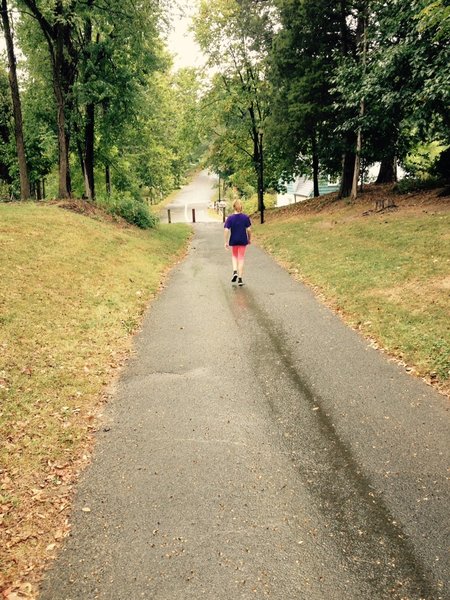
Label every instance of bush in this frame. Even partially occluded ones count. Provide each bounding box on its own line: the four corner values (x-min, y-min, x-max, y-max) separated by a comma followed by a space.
97, 191, 159, 229
241, 192, 278, 216
393, 177, 446, 195
403, 141, 448, 179
434, 148, 450, 181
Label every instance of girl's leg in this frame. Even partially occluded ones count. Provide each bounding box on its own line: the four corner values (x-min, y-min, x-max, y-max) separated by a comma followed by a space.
237, 246, 246, 277
231, 247, 238, 272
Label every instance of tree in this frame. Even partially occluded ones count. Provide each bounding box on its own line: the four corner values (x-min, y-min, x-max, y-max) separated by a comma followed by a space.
268, 0, 365, 200
194, 0, 275, 223
1, 0, 30, 198
351, 1, 369, 201
0, 65, 13, 188
17, 0, 167, 201
19, 0, 77, 198
413, 0, 450, 147
332, 0, 450, 197
170, 68, 204, 181
73, 0, 165, 200
268, 0, 343, 197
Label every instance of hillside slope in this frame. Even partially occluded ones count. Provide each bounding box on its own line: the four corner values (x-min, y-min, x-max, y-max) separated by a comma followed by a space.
0, 202, 190, 596
254, 185, 450, 394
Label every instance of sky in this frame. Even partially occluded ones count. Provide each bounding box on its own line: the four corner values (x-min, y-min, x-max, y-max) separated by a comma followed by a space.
0, 4, 204, 73
166, 1, 205, 70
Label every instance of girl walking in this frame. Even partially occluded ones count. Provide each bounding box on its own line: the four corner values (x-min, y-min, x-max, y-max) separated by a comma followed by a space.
224, 199, 252, 286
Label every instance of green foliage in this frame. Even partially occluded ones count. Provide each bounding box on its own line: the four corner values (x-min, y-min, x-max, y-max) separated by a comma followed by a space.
418, 0, 450, 40
393, 177, 446, 194
4, 0, 447, 207
96, 191, 158, 229
267, 0, 342, 179
267, 0, 450, 189
7, 0, 204, 204
403, 141, 449, 178
194, 0, 276, 195
241, 192, 277, 216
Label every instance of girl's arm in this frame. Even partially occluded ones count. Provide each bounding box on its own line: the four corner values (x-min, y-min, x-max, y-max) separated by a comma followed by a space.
224, 227, 231, 248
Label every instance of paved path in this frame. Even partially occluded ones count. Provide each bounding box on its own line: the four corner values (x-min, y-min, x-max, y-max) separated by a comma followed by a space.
40, 224, 449, 599
159, 170, 219, 224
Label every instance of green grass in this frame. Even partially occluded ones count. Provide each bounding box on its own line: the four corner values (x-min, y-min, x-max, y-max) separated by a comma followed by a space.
0, 202, 190, 593
255, 209, 450, 388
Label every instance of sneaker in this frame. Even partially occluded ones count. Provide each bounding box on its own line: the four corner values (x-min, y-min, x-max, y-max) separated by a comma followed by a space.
238, 277, 244, 286
231, 271, 238, 283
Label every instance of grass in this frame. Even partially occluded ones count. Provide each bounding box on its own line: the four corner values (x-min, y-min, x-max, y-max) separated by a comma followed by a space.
254, 198, 450, 392
0, 202, 190, 596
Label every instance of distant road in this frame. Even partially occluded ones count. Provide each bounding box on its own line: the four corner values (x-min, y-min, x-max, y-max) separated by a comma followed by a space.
159, 170, 219, 223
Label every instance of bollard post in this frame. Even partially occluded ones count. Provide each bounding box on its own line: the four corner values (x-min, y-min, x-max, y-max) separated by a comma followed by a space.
192, 208, 196, 223
222, 206, 226, 223
167, 209, 171, 224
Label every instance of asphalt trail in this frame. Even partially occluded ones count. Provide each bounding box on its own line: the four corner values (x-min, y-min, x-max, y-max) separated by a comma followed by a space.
40, 223, 449, 600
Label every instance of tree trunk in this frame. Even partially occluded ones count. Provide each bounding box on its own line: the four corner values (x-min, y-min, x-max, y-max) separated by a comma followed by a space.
339, 146, 356, 198
351, 102, 364, 202
53, 61, 70, 198
337, 0, 356, 199
76, 129, 85, 181
83, 6, 95, 200
36, 179, 42, 200
84, 102, 95, 200
105, 164, 111, 195
1, 0, 30, 200
53, 0, 73, 198
257, 132, 265, 224
351, 3, 368, 202
22, 0, 75, 199
312, 134, 319, 197
376, 156, 397, 183
248, 101, 265, 224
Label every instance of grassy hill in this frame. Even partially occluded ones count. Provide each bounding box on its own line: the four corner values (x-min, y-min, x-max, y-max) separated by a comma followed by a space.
253, 185, 450, 395
1, 186, 449, 596
0, 202, 190, 596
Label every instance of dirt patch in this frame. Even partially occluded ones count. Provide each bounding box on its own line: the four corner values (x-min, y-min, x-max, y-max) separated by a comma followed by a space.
262, 183, 450, 223
439, 276, 450, 290
50, 199, 132, 228
369, 275, 450, 306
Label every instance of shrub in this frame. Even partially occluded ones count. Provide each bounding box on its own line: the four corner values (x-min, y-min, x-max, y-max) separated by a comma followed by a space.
433, 148, 450, 182
393, 177, 445, 195
97, 191, 159, 229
